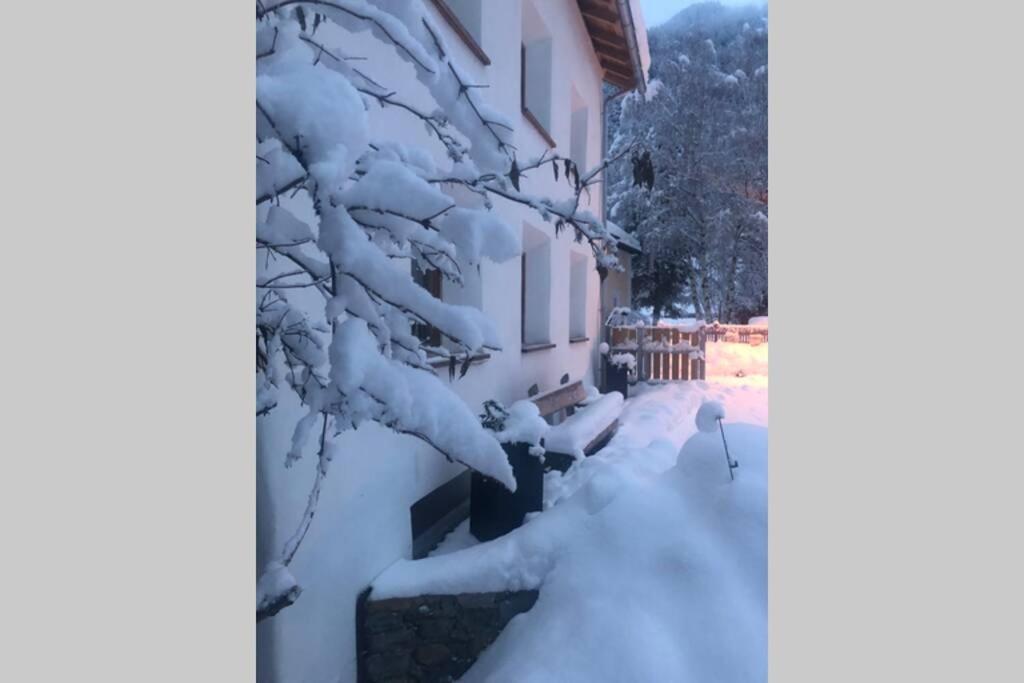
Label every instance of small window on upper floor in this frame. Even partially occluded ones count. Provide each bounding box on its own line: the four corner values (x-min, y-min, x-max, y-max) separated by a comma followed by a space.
432, 0, 489, 65
570, 86, 589, 172
521, 0, 555, 147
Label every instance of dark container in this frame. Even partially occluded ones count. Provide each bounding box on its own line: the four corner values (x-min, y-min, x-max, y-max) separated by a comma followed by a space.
605, 358, 631, 399
470, 441, 543, 542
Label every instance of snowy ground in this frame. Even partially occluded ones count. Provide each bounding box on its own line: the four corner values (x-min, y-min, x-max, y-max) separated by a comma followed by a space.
706, 340, 769, 386
374, 342, 768, 682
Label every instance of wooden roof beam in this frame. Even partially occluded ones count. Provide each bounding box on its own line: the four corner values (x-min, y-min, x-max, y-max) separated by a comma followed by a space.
591, 37, 633, 63
582, 16, 627, 45
578, 0, 620, 25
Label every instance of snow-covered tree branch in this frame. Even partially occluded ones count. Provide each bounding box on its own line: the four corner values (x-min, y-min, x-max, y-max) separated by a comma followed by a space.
255, 0, 630, 621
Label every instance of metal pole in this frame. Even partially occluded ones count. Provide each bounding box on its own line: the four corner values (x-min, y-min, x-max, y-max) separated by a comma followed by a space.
718, 418, 738, 481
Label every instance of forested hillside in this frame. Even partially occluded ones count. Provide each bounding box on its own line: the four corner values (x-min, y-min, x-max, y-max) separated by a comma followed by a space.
607, 2, 768, 323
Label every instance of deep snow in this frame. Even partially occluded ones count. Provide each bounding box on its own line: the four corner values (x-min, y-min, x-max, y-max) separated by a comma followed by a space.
372, 342, 768, 682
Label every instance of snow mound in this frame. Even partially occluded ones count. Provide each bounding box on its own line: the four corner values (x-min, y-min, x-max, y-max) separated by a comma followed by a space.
373, 383, 768, 683
696, 400, 726, 433
461, 424, 768, 682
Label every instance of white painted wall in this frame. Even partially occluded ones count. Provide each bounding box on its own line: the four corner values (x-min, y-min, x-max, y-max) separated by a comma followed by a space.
257, 3, 644, 681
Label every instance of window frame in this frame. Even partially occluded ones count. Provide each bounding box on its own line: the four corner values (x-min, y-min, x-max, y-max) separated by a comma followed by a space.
431, 0, 490, 66
568, 250, 589, 342
412, 264, 443, 348
520, 231, 555, 352
520, 42, 557, 148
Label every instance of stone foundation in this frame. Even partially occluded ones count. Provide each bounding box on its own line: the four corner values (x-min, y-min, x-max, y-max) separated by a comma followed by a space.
357, 590, 539, 682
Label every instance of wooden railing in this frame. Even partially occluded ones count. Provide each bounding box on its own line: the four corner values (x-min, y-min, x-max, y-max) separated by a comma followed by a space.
607, 325, 707, 382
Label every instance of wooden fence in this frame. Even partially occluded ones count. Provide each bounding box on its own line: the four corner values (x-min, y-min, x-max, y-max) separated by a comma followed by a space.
607, 325, 707, 382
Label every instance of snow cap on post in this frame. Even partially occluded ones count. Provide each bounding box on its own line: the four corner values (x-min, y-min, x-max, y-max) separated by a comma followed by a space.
696, 401, 726, 433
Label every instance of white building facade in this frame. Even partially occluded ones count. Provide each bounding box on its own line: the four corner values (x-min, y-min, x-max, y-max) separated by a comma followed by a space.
257, 2, 649, 681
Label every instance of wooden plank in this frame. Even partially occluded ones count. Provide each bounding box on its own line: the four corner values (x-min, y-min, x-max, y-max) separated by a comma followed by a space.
578, 0, 621, 25
590, 36, 632, 64
582, 15, 626, 45
610, 326, 627, 346
532, 380, 587, 417
662, 329, 672, 380
600, 63, 634, 86
598, 51, 634, 72
604, 70, 635, 90
672, 329, 680, 379
584, 418, 619, 455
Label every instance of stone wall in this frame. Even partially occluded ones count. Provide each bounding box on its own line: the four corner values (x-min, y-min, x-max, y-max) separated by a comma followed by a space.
357, 590, 539, 682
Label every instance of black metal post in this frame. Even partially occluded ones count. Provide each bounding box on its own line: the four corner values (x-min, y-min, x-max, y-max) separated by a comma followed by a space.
718, 418, 739, 481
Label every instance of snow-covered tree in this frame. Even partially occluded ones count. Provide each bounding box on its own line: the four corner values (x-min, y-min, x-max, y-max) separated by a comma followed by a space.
607, 2, 767, 323
255, 0, 631, 621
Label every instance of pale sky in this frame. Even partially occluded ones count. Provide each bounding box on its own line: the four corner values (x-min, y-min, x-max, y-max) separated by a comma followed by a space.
638, 0, 767, 28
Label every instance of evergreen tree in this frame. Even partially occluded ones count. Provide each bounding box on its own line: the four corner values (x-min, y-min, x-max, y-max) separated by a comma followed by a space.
607, 2, 767, 323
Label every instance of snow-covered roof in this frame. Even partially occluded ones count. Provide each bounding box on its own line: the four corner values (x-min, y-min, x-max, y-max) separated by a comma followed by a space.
606, 220, 641, 254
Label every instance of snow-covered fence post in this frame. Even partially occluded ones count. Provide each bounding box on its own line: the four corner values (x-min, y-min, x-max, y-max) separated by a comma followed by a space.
255, 0, 635, 620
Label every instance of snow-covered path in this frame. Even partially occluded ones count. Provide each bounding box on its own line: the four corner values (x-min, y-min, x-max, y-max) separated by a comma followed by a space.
374, 343, 768, 682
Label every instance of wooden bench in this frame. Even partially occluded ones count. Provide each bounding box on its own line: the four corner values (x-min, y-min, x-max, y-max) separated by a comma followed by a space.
532, 380, 623, 473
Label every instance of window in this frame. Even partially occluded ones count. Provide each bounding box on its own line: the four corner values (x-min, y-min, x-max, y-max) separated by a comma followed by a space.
431, 0, 489, 65
521, 223, 552, 349
412, 262, 442, 347
521, 1, 555, 147
569, 251, 588, 341
570, 87, 589, 171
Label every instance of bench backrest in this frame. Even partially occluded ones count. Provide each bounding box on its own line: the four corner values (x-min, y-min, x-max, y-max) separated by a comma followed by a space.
531, 380, 587, 419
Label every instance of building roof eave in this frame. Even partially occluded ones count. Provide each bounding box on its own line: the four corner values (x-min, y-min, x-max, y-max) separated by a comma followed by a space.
576, 0, 649, 93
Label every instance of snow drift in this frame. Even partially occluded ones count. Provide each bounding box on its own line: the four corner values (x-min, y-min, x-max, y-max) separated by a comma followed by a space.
461, 422, 767, 682
372, 379, 768, 682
